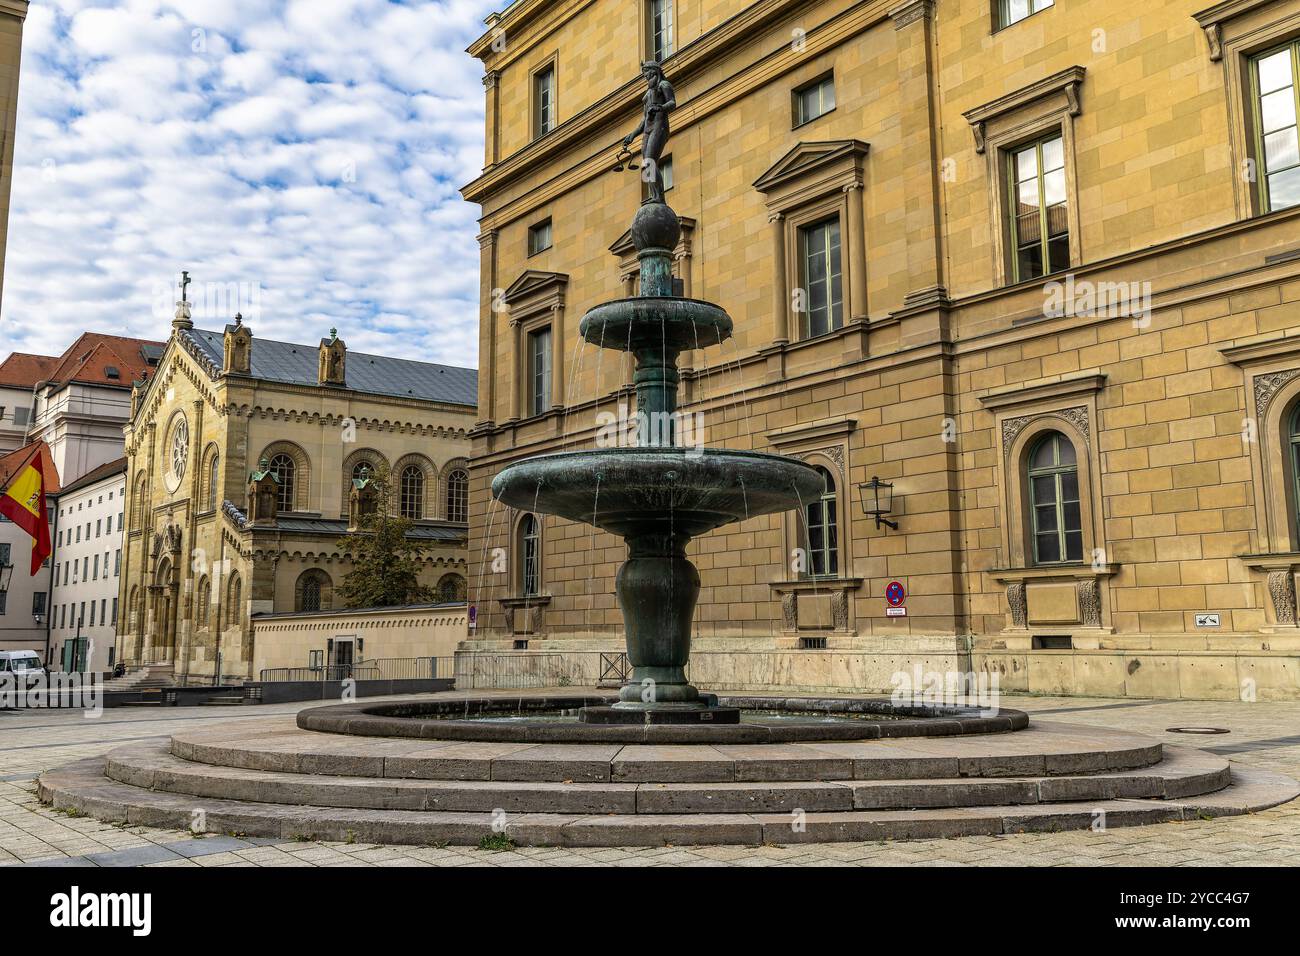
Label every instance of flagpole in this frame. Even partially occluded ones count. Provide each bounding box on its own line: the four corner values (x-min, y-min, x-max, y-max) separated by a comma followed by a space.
44, 500, 58, 668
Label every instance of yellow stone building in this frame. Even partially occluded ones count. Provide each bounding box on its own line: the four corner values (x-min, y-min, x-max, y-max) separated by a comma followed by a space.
462, 0, 1300, 700
0, 0, 27, 314
116, 305, 476, 681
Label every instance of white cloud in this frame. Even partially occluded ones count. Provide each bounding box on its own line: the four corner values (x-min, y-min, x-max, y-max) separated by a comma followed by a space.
2, 0, 496, 370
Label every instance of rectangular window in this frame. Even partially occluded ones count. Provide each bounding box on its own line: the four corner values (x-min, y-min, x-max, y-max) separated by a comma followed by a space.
33, 592, 46, 616
82, 556, 88, 580
1253, 42, 1300, 213
1008, 133, 1069, 282
79, 602, 85, 626
115, 549, 122, 576
0, 542, 11, 566
112, 596, 118, 624
648, 0, 674, 62
793, 74, 836, 127
101, 598, 107, 625
528, 218, 553, 256
53, 564, 59, 587
89, 601, 96, 627
93, 554, 100, 580
999, 0, 1053, 30
0, 591, 6, 614
529, 327, 553, 416
75, 526, 80, 543
799, 217, 844, 338
534, 65, 556, 138
61, 605, 67, 629
96, 519, 101, 537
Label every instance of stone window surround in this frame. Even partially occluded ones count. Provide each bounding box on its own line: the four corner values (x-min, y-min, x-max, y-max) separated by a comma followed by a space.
1223, 336, 1300, 618
1194, 0, 1300, 218
503, 271, 568, 422
499, 510, 549, 636
980, 373, 1114, 632
753, 140, 870, 347
530, 52, 559, 141
258, 440, 312, 514
198, 442, 221, 514
767, 416, 861, 641
962, 66, 1086, 287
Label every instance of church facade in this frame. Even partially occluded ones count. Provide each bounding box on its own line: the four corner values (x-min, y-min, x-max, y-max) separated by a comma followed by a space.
116, 306, 476, 681
461, 0, 1300, 700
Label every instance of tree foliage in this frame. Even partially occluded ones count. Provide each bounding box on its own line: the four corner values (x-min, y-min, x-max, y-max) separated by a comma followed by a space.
335, 465, 435, 608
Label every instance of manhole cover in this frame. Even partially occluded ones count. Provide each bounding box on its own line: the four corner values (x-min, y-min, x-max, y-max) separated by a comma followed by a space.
1166, 727, 1230, 735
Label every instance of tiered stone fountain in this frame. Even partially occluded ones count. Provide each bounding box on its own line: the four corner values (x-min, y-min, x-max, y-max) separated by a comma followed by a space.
491, 193, 824, 722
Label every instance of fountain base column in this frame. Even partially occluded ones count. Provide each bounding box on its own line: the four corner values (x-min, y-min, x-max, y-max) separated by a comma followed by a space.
605, 530, 710, 711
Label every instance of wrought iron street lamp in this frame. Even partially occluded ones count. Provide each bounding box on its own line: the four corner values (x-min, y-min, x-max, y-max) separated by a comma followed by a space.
857, 476, 898, 530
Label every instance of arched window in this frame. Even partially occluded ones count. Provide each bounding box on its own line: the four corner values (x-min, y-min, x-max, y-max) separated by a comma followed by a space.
1291, 405, 1300, 540
520, 514, 540, 596
446, 469, 469, 522
438, 573, 467, 602
196, 576, 210, 628
268, 454, 295, 513
1028, 432, 1082, 564
352, 461, 375, 483
226, 573, 242, 628
296, 570, 331, 613
400, 466, 424, 519
207, 453, 220, 511
805, 466, 838, 577
133, 473, 148, 527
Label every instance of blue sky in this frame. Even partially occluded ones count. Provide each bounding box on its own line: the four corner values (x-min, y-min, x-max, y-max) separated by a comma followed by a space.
2, 0, 499, 367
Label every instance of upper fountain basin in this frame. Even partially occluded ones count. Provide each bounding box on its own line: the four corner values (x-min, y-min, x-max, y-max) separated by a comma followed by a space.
579, 297, 733, 354
492, 448, 825, 540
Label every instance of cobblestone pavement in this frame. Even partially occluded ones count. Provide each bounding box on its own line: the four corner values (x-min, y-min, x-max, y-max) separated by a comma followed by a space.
1, 692, 1297, 867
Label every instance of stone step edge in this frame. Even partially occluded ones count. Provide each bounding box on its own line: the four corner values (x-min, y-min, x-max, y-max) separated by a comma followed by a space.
169, 736, 1164, 783
39, 758, 1298, 848
104, 744, 1230, 813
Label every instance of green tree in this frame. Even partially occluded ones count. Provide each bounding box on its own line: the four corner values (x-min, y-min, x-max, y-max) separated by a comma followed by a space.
335, 465, 435, 608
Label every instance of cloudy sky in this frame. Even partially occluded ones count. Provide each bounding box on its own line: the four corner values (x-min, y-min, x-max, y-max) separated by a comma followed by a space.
2, 0, 499, 367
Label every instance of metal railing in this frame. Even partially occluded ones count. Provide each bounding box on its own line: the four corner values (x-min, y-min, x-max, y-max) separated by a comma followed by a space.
257, 657, 455, 683
258, 664, 381, 682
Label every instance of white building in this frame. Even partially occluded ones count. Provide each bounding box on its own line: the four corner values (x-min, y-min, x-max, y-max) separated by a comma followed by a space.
49, 458, 127, 672
0, 335, 160, 666
0, 354, 56, 655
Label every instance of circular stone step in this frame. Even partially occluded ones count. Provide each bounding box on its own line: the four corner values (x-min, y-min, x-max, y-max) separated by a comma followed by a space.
102, 743, 1230, 814
38, 756, 1300, 847
168, 718, 1166, 784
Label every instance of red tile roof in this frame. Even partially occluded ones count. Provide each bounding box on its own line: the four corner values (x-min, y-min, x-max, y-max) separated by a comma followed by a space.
0, 352, 57, 389
0, 440, 62, 494
37, 333, 164, 390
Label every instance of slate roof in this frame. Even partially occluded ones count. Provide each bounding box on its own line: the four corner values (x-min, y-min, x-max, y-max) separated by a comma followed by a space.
180, 328, 477, 407
268, 515, 467, 541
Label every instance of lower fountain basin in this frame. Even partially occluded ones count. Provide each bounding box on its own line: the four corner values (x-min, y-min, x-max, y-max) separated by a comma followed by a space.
491, 448, 826, 539
297, 695, 1030, 744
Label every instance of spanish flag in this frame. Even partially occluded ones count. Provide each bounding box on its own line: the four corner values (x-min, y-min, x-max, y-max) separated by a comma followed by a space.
0, 441, 56, 575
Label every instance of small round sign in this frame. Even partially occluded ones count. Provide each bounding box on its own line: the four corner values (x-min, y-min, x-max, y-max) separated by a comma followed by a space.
885, 581, 906, 607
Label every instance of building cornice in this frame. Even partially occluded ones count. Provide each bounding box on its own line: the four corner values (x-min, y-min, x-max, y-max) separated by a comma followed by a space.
462, 0, 889, 211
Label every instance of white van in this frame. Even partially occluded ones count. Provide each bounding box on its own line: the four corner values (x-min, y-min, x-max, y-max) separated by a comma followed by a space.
0, 651, 46, 686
